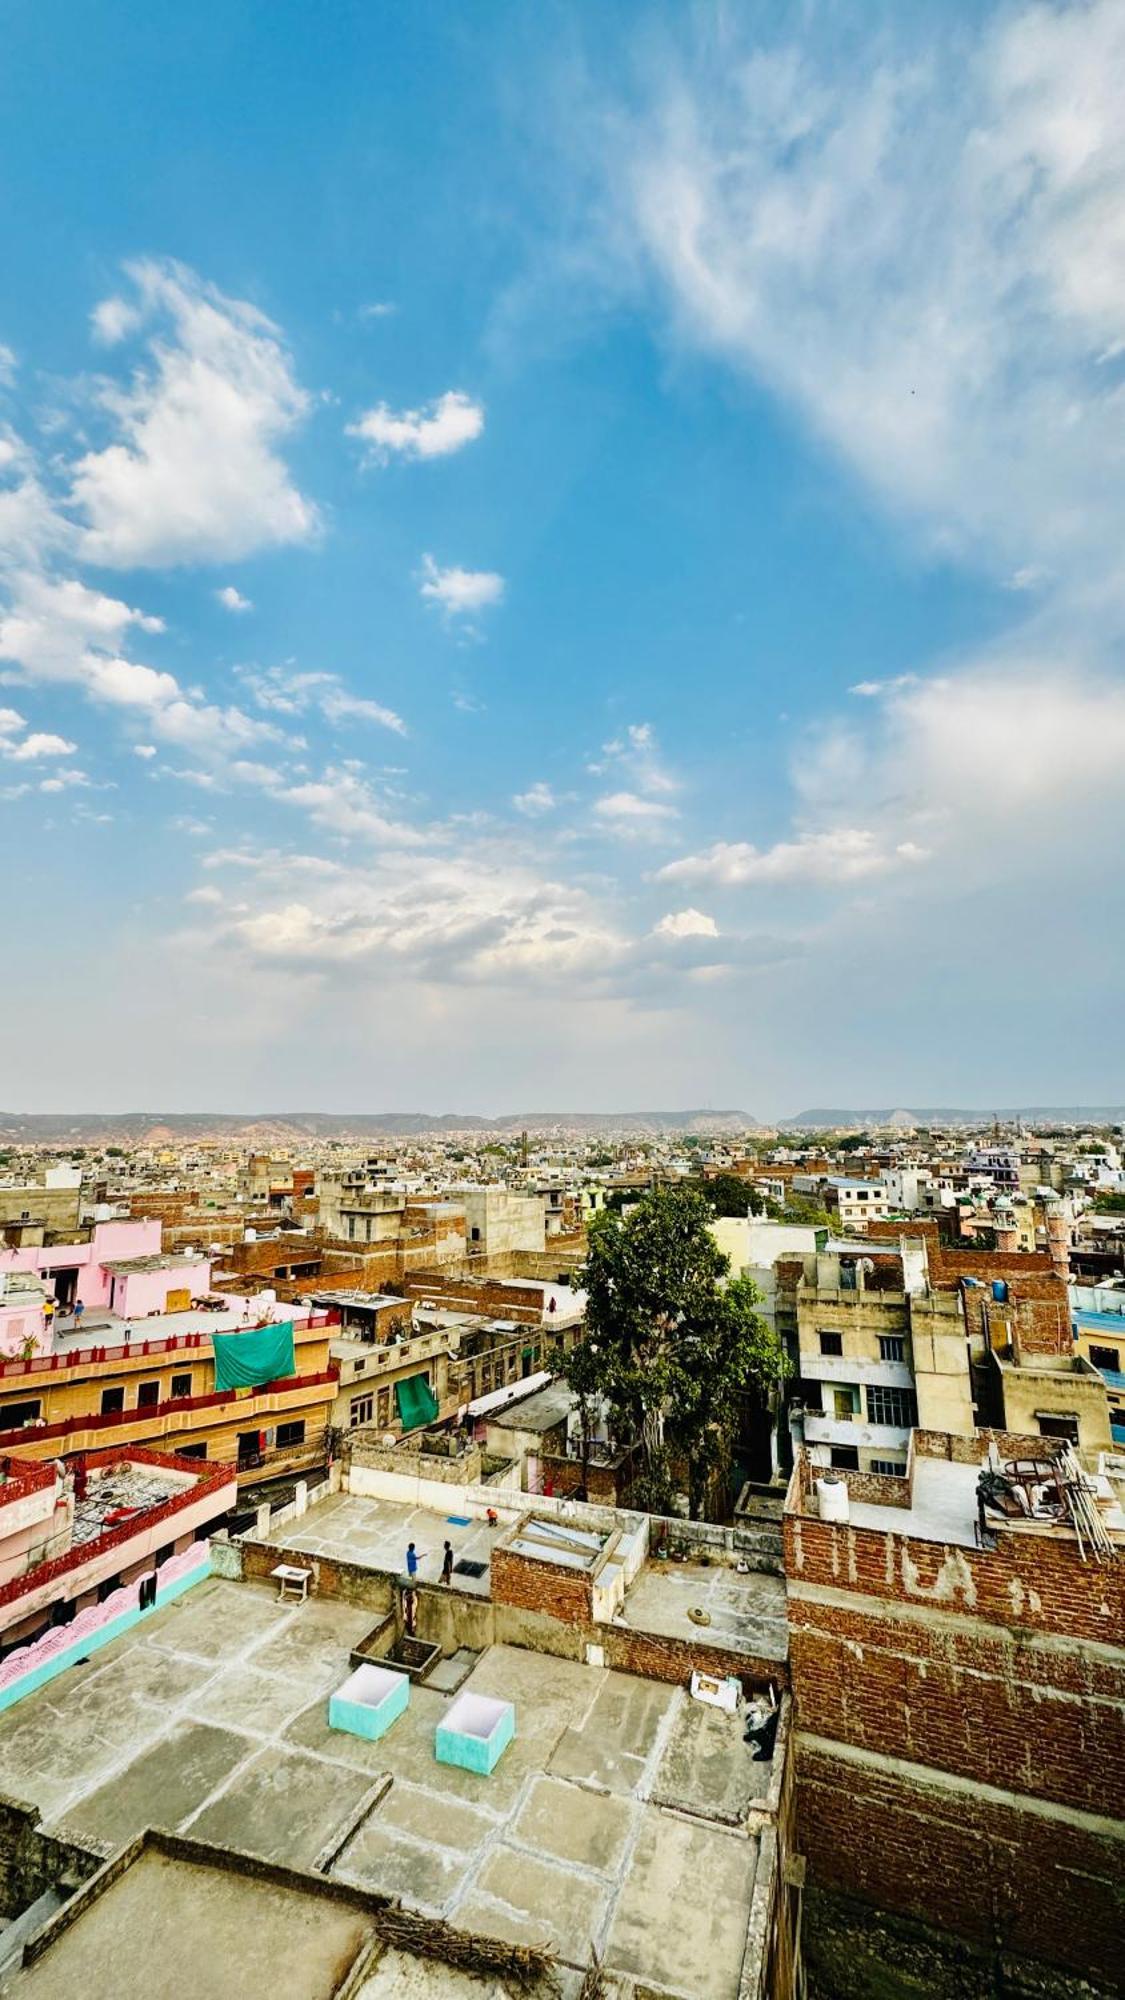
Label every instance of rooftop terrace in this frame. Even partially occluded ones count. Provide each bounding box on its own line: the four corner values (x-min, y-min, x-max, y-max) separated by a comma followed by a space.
0, 1576, 778, 1998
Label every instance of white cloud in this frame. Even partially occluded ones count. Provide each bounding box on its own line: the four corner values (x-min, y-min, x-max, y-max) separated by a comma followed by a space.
0, 345, 16, 385
185, 885, 223, 906
3, 731, 76, 762
654, 907, 718, 938
593, 790, 678, 840
348, 390, 484, 463
214, 845, 626, 988
216, 584, 253, 614
90, 295, 141, 345
419, 554, 504, 619
71, 259, 318, 567
39, 768, 90, 792
660, 829, 922, 887
133, 743, 157, 759
359, 302, 396, 321
514, 782, 556, 816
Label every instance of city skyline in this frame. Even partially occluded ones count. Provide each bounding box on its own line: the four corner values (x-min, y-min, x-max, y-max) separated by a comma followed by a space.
2, 0, 1123, 1115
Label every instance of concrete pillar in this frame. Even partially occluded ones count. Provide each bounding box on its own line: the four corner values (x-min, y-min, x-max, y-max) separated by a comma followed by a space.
255, 1502, 271, 1539
294, 1479, 308, 1518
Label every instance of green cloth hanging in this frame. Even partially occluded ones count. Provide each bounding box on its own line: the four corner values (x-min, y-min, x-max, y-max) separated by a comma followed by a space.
395, 1374, 438, 1431
212, 1322, 296, 1392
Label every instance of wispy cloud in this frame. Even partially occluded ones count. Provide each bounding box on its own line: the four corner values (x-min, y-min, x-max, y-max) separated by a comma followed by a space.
238, 664, 406, 736
216, 584, 253, 614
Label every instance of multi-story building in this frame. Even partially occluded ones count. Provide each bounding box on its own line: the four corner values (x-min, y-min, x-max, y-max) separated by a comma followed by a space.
0, 1443, 236, 1649
785, 1429, 1124, 1996
792, 1239, 974, 1477
0, 1232, 338, 1480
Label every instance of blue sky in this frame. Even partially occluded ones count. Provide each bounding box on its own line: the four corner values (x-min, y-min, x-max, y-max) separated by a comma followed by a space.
1, 0, 1123, 1117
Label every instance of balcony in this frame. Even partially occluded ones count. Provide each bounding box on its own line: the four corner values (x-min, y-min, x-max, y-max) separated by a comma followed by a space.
802, 1412, 911, 1451
800, 1353, 915, 1390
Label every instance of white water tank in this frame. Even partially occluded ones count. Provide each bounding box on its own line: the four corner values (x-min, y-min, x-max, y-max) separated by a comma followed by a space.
817, 1476, 850, 1524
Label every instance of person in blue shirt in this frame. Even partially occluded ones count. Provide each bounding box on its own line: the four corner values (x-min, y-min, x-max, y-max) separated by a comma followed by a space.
405, 1542, 420, 1579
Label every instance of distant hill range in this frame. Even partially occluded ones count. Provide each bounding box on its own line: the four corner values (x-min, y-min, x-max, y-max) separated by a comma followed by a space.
0, 1108, 758, 1145
787, 1107, 1125, 1129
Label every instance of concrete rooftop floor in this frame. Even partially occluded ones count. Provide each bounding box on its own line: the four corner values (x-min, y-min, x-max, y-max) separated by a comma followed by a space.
0, 1578, 768, 1999
845, 1455, 982, 1547
620, 1560, 788, 1663
269, 1491, 791, 1666
265, 1490, 505, 1593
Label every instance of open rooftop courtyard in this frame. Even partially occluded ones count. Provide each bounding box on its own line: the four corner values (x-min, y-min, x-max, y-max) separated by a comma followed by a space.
0, 1576, 777, 1999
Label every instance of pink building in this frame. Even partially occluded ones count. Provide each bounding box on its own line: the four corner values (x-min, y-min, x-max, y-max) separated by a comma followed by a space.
0, 1220, 214, 1356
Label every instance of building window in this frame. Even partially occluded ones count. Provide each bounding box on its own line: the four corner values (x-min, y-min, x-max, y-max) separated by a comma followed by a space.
376, 1389, 390, 1428
350, 1394, 373, 1428
0, 1399, 42, 1429
470, 1226, 481, 1242
170, 1373, 192, 1399
1037, 1413, 1079, 1444
878, 1336, 906, 1363
1089, 1344, 1121, 1373
870, 1459, 907, 1477
865, 1384, 917, 1429
100, 1386, 125, 1415
819, 1331, 843, 1357
829, 1445, 859, 1470
276, 1420, 306, 1449
177, 1441, 207, 1460
353, 1359, 366, 1374
136, 1381, 160, 1409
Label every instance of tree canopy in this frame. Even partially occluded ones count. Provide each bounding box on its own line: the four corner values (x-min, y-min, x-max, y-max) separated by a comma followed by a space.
566, 1184, 787, 1517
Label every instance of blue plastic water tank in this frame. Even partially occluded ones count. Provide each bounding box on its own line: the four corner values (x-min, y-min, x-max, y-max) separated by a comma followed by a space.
991, 1279, 1008, 1302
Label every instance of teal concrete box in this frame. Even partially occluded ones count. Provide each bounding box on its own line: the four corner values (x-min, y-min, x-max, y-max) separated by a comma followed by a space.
435, 1690, 515, 1775
329, 1663, 409, 1741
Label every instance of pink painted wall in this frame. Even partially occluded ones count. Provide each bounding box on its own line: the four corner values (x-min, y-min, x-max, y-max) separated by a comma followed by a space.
0, 1219, 163, 1314
111, 1258, 212, 1320
0, 1300, 47, 1360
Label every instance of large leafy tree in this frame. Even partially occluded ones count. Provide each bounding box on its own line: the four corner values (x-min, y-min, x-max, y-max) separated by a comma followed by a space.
566, 1185, 786, 1518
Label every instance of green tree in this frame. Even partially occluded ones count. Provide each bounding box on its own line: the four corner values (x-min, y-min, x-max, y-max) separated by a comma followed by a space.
566, 1186, 787, 1519
700, 1173, 757, 1218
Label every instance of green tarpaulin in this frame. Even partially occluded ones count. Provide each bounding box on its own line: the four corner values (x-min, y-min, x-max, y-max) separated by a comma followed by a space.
395, 1374, 439, 1431
212, 1321, 296, 1392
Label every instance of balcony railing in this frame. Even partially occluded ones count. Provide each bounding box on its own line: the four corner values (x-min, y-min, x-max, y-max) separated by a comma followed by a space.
0, 1368, 339, 1453
0, 1311, 338, 1382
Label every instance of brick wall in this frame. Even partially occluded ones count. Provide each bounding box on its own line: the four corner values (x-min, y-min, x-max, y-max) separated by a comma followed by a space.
237, 1537, 395, 1614
785, 1454, 1125, 1990
489, 1545, 594, 1622
400, 1272, 545, 1324
599, 1624, 786, 1692
796, 1745, 1123, 1989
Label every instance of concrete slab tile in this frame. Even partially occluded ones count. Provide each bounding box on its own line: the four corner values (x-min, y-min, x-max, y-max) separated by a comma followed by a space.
186, 1744, 378, 1867
470, 1845, 611, 1963
375, 1781, 494, 1854
189, 1659, 319, 1735
547, 1729, 645, 1798
511, 1775, 635, 1874
336, 1821, 471, 1911
60, 1720, 253, 1849
604, 1812, 760, 2000
651, 1699, 770, 1821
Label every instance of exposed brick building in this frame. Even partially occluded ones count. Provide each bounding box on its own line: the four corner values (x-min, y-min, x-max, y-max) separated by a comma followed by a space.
784, 1431, 1125, 1994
